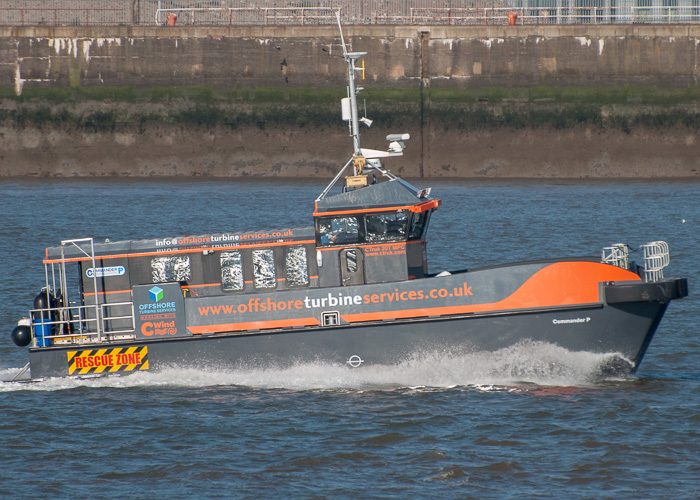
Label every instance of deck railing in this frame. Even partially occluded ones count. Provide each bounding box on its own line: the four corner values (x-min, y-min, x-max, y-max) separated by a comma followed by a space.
30, 301, 137, 348
2, 0, 700, 26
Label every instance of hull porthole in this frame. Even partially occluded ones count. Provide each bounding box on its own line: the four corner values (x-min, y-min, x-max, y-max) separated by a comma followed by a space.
347, 355, 364, 368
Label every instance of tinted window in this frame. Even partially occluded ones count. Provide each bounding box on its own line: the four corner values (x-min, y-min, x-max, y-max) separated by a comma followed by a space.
221, 251, 243, 291
285, 247, 309, 287
366, 212, 409, 242
409, 212, 427, 239
346, 249, 358, 272
151, 256, 191, 283
253, 249, 276, 289
318, 216, 360, 245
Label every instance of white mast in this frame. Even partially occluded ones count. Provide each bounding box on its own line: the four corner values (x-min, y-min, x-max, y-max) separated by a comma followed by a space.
316, 12, 409, 201
336, 11, 366, 171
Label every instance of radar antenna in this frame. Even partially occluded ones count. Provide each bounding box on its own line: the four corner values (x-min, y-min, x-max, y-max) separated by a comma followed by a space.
317, 12, 411, 201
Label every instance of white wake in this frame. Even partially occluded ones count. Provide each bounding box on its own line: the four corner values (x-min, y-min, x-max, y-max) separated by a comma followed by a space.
0, 341, 634, 392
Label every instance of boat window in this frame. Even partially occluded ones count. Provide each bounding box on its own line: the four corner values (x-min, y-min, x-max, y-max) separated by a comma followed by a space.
366, 212, 409, 242
221, 251, 244, 291
422, 211, 432, 239
409, 212, 427, 240
346, 249, 358, 272
151, 256, 191, 283
253, 249, 276, 289
318, 216, 359, 245
285, 246, 309, 287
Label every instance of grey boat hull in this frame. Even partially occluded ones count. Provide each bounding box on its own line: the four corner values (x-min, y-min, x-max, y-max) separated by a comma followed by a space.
27, 289, 676, 379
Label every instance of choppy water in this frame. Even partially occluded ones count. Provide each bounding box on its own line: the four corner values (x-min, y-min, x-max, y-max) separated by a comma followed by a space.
0, 178, 698, 499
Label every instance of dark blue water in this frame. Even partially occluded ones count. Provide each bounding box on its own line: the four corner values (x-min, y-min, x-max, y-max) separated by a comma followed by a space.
1, 178, 698, 499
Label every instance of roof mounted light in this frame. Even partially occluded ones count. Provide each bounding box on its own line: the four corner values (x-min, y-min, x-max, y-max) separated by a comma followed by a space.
386, 133, 410, 141
359, 117, 373, 128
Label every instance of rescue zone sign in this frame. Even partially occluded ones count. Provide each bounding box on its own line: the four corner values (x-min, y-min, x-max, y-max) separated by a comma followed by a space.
67, 346, 149, 375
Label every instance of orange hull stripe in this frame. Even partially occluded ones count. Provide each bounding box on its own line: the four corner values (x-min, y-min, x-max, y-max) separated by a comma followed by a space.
187, 317, 321, 334
183, 283, 220, 289
342, 262, 641, 323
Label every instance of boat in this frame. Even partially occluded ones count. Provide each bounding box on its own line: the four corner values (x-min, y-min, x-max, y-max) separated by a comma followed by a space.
7, 16, 688, 381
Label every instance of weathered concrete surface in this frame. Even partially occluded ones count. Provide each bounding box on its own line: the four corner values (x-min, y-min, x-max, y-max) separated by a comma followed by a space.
2, 119, 698, 178
2, 25, 700, 178
3, 25, 700, 92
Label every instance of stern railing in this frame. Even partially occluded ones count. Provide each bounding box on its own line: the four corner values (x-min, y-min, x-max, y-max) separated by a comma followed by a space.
31, 237, 136, 348
601, 240, 671, 283
640, 241, 670, 282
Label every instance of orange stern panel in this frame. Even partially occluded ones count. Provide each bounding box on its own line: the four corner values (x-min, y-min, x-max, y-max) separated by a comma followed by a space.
492, 261, 641, 310
342, 262, 641, 323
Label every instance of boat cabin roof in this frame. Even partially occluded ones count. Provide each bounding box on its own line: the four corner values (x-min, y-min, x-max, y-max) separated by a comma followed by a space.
45, 180, 439, 263
45, 227, 315, 263
314, 178, 439, 215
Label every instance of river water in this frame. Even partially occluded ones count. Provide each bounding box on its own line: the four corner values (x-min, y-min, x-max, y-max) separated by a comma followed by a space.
0, 178, 698, 499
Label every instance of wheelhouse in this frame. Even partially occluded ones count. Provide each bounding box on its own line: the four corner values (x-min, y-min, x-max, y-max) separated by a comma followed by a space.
314, 178, 440, 286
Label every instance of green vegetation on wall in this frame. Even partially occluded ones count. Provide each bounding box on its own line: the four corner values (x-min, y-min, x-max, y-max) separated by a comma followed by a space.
0, 85, 346, 104
428, 85, 700, 106
2, 85, 700, 133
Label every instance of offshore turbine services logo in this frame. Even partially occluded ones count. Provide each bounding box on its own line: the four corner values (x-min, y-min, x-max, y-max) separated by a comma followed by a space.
149, 286, 164, 302
139, 285, 177, 337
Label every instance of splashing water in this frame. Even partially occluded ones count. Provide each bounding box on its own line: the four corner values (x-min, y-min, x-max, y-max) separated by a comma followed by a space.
0, 341, 633, 392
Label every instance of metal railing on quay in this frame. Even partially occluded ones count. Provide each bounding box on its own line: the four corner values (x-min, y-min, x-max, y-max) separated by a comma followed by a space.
154, 7, 339, 26
2, 0, 700, 26
1, 7, 129, 26
409, 6, 700, 25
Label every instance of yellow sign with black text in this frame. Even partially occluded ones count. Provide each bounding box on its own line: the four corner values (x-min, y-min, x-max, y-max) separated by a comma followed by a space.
67, 346, 149, 375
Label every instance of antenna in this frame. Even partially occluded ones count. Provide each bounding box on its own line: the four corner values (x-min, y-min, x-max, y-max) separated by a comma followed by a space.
336, 11, 347, 56
335, 10, 367, 165
317, 11, 409, 201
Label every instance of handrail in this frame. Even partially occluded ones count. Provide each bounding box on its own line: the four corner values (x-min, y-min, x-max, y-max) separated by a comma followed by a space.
60, 238, 102, 342
30, 301, 136, 347
154, 5, 700, 26
409, 6, 700, 25
1, 7, 128, 26
4, 2, 700, 27
101, 301, 136, 336
154, 6, 338, 26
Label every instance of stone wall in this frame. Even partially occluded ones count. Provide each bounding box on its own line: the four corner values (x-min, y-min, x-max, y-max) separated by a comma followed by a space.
3, 24, 700, 93
2, 24, 700, 178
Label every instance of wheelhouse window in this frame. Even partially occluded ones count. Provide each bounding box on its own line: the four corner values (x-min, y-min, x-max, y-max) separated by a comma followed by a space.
366, 212, 409, 242
221, 251, 243, 291
318, 216, 360, 245
253, 249, 276, 289
151, 255, 191, 283
285, 246, 309, 287
409, 211, 430, 240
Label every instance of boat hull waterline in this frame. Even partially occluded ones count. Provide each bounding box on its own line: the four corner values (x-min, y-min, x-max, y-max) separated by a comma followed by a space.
26, 261, 687, 379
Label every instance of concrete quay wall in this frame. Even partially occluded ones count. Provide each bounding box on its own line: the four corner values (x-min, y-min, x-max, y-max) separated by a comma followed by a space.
2, 25, 700, 179
3, 24, 700, 92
